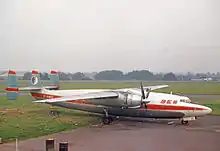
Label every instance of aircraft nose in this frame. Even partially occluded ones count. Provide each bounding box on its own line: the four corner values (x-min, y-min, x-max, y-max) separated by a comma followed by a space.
204, 106, 212, 114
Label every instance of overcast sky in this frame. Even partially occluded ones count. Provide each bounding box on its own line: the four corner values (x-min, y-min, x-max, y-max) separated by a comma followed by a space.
0, 0, 220, 73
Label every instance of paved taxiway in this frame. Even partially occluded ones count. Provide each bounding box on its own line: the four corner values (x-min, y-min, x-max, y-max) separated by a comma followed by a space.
1, 115, 220, 151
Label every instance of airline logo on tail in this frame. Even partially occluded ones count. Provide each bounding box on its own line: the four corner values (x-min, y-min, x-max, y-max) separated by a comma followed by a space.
31, 76, 38, 85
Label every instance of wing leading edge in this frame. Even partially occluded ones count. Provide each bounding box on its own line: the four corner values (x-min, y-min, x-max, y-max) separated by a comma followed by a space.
35, 91, 119, 103
144, 85, 168, 90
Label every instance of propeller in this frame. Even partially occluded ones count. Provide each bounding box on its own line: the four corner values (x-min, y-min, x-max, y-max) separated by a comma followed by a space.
140, 82, 146, 99
140, 82, 151, 108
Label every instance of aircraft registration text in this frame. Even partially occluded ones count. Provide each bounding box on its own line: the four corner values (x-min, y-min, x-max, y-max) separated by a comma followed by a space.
160, 100, 178, 104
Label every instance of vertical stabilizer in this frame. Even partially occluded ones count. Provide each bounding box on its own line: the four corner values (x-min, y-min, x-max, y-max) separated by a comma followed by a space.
30, 70, 42, 87
48, 70, 60, 89
5, 70, 18, 100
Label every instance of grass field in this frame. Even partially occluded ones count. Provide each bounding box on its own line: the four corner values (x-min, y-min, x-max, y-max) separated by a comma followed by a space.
192, 98, 220, 116
0, 81, 220, 143
0, 80, 220, 95
0, 96, 100, 143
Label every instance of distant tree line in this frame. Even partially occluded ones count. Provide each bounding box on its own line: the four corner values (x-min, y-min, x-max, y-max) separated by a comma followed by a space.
21, 70, 220, 81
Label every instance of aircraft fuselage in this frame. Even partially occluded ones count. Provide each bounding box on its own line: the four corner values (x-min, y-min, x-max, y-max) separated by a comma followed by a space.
29, 88, 212, 120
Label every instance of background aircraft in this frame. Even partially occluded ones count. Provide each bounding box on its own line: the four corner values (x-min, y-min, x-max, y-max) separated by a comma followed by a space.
5, 70, 212, 125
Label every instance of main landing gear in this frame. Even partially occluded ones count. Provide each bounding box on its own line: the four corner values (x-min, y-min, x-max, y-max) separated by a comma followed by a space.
49, 110, 60, 117
48, 106, 60, 117
102, 108, 114, 125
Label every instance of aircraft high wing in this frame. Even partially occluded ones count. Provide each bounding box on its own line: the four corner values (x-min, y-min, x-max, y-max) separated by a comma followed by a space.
143, 85, 168, 91
35, 91, 119, 103
34, 83, 157, 109
35, 83, 168, 104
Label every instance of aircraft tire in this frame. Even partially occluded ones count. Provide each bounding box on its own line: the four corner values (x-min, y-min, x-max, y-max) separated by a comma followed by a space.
181, 120, 189, 125
102, 116, 113, 125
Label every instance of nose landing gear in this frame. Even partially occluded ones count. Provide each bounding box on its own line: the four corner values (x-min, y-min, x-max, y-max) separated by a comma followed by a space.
181, 120, 189, 125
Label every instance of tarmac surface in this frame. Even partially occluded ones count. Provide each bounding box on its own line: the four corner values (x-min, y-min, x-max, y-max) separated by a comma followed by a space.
1, 115, 220, 151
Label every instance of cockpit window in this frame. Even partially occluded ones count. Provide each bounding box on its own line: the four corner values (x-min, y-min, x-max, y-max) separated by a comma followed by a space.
180, 99, 186, 102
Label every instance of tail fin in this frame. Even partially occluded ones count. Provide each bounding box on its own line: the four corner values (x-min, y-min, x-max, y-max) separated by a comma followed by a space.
48, 70, 60, 90
5, 70, 18, 100
49, 70, 60, 86
30, 70, 42, 87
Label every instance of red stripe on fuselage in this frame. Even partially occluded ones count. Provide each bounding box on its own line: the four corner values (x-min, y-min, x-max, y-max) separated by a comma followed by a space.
30, 92, 94, 105
31, 92, 60, 99
145, 104, 205, 111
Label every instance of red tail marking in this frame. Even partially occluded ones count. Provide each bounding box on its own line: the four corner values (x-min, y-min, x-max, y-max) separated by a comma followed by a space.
5, 87, 18, 92
8, 70, 16, 75
32, 70, 39, 74
50, 71, 58, 74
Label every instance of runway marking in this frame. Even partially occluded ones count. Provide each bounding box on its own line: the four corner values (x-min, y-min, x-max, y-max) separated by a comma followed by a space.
214, 129, 220, 133
185, 127, 204, 130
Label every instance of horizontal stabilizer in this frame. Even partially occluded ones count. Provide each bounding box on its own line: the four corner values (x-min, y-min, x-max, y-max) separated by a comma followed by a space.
18, 86, 59, 91
18, 87, 43, 91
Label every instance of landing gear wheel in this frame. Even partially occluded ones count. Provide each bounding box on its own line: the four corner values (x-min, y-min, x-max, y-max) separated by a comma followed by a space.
101, 108, 114, 125
102, 116, 113, 125
181, 120, 189, 125
49, 110, 60, 117
103, 117, 110, 125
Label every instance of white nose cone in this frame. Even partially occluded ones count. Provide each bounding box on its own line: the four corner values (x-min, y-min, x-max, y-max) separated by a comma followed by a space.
206, 106, 212, 114
201, 105, 212, 115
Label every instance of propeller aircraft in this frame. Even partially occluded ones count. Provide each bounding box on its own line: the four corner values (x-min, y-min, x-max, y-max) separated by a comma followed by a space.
5, 70, 212, 125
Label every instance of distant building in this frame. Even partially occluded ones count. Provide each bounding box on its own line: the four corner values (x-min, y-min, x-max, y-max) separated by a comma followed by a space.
0, 71, 25, 80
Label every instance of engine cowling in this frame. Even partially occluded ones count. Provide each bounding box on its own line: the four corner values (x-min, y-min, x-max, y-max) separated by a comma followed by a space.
118, 92, 143, 108
86, 91, 144, 108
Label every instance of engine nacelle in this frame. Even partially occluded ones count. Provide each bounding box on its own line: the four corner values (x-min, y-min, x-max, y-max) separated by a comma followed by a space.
86, 92, 143, 108
118, 92, 142, 108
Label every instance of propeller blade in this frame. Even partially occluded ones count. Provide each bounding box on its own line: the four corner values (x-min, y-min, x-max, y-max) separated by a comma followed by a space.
145, 88, 151, 99
140, 82, 145, 99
